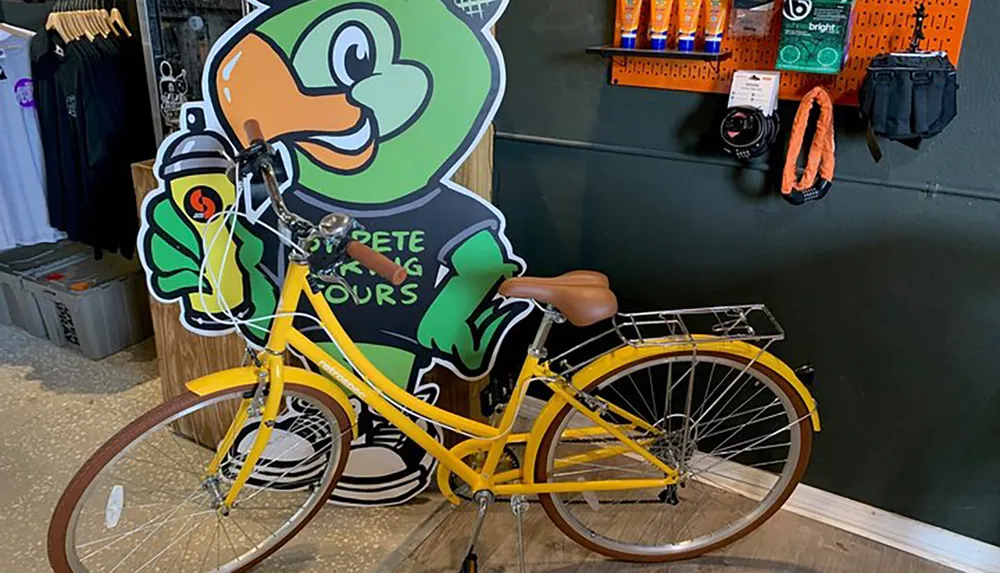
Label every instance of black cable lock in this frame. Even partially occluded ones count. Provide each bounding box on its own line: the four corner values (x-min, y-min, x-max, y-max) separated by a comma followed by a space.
720, 106, 780, 162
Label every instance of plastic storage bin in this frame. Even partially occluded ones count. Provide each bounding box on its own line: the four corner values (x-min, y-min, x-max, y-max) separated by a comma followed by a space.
0, 242, 91, 338
22, 254, 153, 359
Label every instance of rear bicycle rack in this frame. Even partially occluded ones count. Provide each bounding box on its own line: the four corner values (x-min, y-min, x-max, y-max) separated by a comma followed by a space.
549, 304, 785, 377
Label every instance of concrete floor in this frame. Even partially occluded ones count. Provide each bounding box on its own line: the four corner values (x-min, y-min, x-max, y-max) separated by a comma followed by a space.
0, 323, 443, 573
0, 322, 958, 573
392, 499, 959, 573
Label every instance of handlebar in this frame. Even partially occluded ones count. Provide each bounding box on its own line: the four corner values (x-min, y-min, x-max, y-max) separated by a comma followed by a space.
241, 120, 407, 286
346, 241, 408, 285
243, 119, 266, 145
242, 120, 298, 227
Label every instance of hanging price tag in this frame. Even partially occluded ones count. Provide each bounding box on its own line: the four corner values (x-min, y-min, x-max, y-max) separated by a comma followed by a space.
728, 70, 780, 115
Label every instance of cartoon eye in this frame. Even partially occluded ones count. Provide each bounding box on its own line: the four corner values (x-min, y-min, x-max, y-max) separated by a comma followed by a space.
329, 23, 375, 87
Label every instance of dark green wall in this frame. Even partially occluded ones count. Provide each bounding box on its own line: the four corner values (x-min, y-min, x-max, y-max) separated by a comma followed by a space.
493, 0, 1000, 545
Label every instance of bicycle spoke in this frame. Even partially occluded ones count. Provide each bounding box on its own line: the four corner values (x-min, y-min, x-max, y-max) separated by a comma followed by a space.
691, 413, 808, 478
121, 454, 203, 478
695, 399, 779, 440
130, 512, 214, 573
235, 423, 349, 504
229, 514, 261, 553
693, 370, 755, 430
219, 513, 241, 565
704, 404, 792, 457
196, 518, 220, 573
79, 489, 207, 558
169, 430, 208, 472
105, 489, 202, 573
653, 361, 664, 423
166, 512, 209, 572
78, 505, 213, 554
63, 389, 347, 573
543, 352, 807, 559
710, 441, 791, 459
678, 355, 698, 473
697, 383, 772, 439
605, 384, 645, 422
698, 408, 788, 444
238, 442, 335, 504
79, 501, 179, 520
625, 372, 657, 422
140, 434, 205, 478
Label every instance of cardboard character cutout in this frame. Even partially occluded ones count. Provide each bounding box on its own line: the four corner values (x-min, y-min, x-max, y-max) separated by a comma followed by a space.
138, 0, 528, 505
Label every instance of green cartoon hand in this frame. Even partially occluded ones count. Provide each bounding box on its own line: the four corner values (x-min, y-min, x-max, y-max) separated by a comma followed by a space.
144, 192, 204, 301
143, 173, 273, 332
417, 229, 528, 375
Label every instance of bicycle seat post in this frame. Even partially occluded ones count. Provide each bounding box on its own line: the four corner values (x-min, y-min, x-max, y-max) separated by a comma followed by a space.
529, 305, 565, 360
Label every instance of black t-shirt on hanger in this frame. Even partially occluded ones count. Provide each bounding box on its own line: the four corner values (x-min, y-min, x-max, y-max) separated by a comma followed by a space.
30, 29, 150, 258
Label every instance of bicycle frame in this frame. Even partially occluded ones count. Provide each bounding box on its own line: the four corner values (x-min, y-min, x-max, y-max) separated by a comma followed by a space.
204, 261, 679, 509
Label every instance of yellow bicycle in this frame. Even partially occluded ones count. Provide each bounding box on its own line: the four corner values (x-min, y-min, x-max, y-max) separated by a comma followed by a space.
48, 121, 820, 572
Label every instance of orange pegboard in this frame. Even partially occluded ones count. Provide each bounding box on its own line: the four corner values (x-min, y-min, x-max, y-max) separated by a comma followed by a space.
608, 0, 972, 105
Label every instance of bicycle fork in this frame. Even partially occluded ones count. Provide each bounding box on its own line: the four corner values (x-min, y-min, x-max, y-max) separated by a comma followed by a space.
203, 359, 286, 512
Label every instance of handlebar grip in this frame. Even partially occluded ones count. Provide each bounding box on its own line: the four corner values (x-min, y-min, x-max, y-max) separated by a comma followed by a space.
346, 241, 408, 286
243, 119, 265, 144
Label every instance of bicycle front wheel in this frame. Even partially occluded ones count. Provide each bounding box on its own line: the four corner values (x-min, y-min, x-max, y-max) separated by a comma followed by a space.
48, 384, 353, 573
534, 349, 813, 562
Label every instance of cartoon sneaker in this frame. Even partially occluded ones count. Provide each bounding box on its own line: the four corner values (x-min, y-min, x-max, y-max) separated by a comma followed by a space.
220, 396, 336, 491
331, 384, 441, 506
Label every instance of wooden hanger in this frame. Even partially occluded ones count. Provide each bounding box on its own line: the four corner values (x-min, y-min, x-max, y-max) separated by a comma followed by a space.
86, 1, 111, 38
87, 0, 113, 37
80, 0, 102, 38
45, 2, 74, 43
73, 0, 98, 41
109, 0, 131, 37
56, 0, 85, 41
95, 0, 117, 37
65, 13, 88, 41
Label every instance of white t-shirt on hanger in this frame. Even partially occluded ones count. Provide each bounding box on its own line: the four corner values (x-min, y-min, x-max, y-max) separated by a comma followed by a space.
0, 28, 65, 251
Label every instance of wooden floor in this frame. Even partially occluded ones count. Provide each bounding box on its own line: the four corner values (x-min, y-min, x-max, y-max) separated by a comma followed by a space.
382, 500, 958, 573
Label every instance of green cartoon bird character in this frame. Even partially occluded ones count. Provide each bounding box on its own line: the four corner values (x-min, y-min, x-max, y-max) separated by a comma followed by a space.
138, 0, 529, 505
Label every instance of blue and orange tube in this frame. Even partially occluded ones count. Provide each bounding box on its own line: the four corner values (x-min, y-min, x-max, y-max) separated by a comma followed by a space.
677, 0, 703, 52
648, 0, 675, 51
619, 0, 645, 49
703, 0, 729, 53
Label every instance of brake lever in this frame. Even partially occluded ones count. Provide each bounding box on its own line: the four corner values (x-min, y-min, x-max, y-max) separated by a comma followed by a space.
315, 270, 361, 305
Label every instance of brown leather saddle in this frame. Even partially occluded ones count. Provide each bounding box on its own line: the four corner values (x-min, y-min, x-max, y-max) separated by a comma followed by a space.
499, 271, 618, 327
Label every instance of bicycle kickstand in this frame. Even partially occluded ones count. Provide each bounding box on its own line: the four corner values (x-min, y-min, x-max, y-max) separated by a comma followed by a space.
460, 491, 494, 573
511, 495, 529, 573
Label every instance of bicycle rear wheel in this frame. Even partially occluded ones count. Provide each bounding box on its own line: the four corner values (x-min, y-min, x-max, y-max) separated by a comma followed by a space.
534, 349, 813, 562
48, 384, 353, 573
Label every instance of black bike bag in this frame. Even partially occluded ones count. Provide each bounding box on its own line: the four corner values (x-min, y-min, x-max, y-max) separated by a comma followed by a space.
858, 52, 958, 161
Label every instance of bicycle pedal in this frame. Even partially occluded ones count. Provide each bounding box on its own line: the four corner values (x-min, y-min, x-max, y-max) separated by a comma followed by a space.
460, 551, 478, 573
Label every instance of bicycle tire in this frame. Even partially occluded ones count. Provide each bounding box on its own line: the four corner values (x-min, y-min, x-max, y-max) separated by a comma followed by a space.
533, 349, 813, 562
48, 384, 353, 573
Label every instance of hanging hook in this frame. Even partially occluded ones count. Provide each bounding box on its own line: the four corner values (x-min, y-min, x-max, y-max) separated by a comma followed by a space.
909, 1, 928, 53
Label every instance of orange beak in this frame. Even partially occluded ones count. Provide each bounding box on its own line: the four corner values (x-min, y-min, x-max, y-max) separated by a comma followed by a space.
215, 33, 376, 172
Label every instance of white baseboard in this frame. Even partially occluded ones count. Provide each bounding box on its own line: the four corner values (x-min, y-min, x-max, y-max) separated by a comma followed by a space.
516, 396, 1000, 573
784, 483, 1000, 573
693, 455, 1000, 573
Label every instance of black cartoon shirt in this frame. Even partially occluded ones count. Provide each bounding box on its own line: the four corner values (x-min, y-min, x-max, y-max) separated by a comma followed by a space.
258, 186, 510, 354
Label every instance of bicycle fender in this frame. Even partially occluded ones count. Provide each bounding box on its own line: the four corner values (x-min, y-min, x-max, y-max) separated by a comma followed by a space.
521, 339, 820, 483
185, 366, 359, 439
